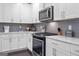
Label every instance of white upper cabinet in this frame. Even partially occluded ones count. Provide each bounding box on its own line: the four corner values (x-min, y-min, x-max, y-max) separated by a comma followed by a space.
45, 3, 66, 21
0, 4, 4, 22
43, 3, 79, 21
1, 3, 79, 23
44, 3, 52, 8
52, 3, 62, 21
11, 4, 21, 23
58, 3, 79, 20
53, 3, 67, 21
3, 4, 14, 22
64, 3, 79, 19
0, 3, 21, 23
0, 3, 33, 23
20, 4, 33, 23
39, 3, 62, 21
12, 3, 33, 23
32, 3, 40, 23
39, 3, 44, 11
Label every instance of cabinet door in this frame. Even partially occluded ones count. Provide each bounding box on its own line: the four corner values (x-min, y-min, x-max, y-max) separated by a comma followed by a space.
18, 34, 27, 49
39, 3, 44, 11
46, 38, 57, 56
44, 3, 52, 8
70, 44, 79, 56
46, 38, 71, 56
46, 44, 56, 56
27, 33, 32, 51
65, 3, 79, 19
53, 3, 61, 21
32, 3, 40, 23
11, 3, 21, 23
2, 35, 10, 52
0, 39, 2, 52
0, 4, 4, 22
2, 3, 13, 22
10, 35, 18, 50
20, 4, 33, 23
46, 43, 52, 56
54, 3, 79, 20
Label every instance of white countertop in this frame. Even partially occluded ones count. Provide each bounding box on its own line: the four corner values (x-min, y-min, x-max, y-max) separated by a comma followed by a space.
46, 35, 79, 46
0, 31, 37, 35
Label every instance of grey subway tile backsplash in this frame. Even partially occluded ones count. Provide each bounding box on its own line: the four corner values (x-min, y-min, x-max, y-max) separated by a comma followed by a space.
46, 19, 79, 38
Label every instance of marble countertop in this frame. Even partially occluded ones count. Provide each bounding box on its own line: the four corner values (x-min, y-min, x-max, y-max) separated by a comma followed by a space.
46, 35, 79, 46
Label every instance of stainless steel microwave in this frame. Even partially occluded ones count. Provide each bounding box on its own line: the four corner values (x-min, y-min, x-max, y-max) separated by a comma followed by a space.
39, 6, 53, 22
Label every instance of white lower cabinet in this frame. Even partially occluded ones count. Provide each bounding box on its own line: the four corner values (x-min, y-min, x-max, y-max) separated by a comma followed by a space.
18, 34, 27, 49
46, 44, 56, 56
70, 44, 79, 56
27, 33, 32, 51
56, 48, 70, 56
10, 36, 18, 50
2, 35, 10, 52
0, 32, 33, 53
56, 50, 67, 56
0, 39, 2, 52
46, 38, 71, 56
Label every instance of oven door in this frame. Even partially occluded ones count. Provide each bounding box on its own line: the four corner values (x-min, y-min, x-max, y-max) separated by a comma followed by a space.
33, 38, 44, 56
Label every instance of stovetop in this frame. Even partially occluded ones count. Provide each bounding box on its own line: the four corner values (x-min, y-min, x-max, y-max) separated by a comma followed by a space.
33, 32, 57, 37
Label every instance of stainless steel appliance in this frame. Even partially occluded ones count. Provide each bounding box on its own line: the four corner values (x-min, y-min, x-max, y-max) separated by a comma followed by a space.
39, 6, 53, 22
32, 32, 57, 56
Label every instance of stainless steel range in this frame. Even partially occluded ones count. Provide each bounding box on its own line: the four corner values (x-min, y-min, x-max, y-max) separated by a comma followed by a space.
32, 32, 57, 56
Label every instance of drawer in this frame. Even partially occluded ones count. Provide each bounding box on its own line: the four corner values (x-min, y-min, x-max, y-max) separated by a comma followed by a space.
70, 44, 79, 56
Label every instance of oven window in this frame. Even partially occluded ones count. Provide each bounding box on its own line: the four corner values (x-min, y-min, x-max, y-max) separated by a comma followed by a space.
33, 38, 44, 56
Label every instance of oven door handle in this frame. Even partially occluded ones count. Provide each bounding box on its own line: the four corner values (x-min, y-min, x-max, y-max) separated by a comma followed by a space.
33, 38, 44, 42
